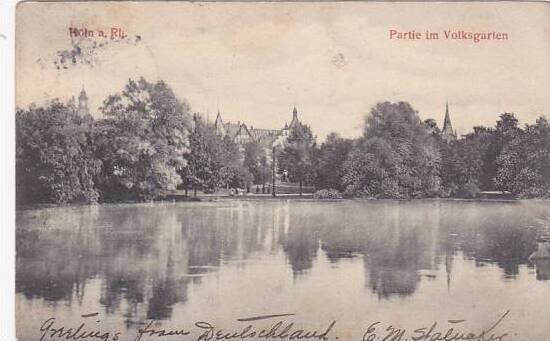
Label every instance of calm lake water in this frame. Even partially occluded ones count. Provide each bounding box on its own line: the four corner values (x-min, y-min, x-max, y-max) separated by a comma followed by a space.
16, 200, 550, 341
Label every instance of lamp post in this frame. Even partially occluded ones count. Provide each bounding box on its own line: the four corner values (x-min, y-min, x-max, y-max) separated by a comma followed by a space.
272, 145, 276, 197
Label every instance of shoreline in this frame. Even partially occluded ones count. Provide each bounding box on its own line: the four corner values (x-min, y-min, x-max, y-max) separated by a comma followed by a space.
16, 196, 550, 212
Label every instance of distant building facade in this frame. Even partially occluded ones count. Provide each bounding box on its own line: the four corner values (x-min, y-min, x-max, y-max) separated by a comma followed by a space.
213, 106, 303, 154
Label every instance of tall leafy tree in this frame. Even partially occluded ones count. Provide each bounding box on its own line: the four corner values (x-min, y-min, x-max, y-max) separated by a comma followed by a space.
244, 141, 271, 189
314, 133, 353, 192
475, 113, 520, 191
343, 101, 441, 198
278, 123, 316, 196
96, 78, 191, 201
180, 116, 221, 196
182, 118, 250, 195
342, 137, 396, 197
218, 135, 252, 191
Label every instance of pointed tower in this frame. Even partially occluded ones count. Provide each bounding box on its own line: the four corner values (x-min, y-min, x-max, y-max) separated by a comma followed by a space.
441, 101, 456, 142
77, 86, 89, 116
214, 111, 226, 135
289, 106, 300, 129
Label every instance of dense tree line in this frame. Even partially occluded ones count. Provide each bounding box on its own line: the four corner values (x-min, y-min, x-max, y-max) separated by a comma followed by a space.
16, 82, 550, 206
312, 102, 550, 199
16, 100, 100, 204
16, 78, 253, 205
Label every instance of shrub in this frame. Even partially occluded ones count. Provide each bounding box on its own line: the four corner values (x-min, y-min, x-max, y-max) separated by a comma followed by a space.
313, 188, 343, 199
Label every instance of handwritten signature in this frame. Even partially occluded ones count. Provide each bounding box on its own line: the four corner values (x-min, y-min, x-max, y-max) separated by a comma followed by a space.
363, 310, 509, 341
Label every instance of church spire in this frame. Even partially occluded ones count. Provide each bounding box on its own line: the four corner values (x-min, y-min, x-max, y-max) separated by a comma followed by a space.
441, 101, 456, 142
443, 101, 452, 130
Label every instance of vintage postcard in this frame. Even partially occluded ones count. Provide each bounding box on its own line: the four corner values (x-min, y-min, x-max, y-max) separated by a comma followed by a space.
14, 1, 550, 341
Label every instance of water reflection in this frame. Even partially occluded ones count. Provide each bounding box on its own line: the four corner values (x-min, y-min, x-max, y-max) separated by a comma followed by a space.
16, 200, 550, 331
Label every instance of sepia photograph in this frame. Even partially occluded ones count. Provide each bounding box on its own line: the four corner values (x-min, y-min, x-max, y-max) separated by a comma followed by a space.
12, 1, 550, 341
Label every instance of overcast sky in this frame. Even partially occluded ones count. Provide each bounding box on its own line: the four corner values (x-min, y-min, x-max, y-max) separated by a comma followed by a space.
16, 1, 550, 139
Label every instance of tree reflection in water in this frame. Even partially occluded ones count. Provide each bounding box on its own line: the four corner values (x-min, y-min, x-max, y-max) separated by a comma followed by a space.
16, 200, 549, 323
